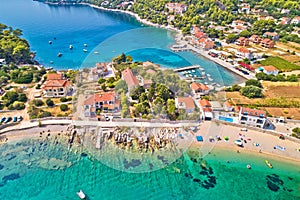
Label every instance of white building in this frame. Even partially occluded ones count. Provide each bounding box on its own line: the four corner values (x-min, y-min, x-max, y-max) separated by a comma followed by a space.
256, 66, 279, 75
239, 107, 267, 128
291, 16, 300, 25
0, 59, 6, 65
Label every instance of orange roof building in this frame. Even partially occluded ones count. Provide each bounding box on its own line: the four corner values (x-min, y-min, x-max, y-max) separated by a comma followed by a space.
46, 73, 63, 81
84, 92, 120, 117
190, 82, 210, 97
235, 37, 250, 46
256, 65, 279, 75
199, 99, 211, 108
121, 68, 139, 90
175, 97, 196, 113
261, 38, 275, 48
42, 73, 71, 98
223, 101, 234, 112
236, 47, 253, 59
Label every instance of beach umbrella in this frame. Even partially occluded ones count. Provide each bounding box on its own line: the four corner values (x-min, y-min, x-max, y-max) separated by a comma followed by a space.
224, 136, 229, 141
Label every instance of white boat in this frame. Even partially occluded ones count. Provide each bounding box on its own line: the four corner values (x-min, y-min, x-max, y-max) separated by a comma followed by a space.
83, 49, 87, 52
191, 70, 195, 73
207, 74, 211, 77
94, 51, 99, 54
84, 44, 88, 47
48, 41, 52, 44
77, 190, 86, 199
201, 72, 206, 75
247, 165, 251, 169
208, 78, 213, 82
69, 45, 73, 49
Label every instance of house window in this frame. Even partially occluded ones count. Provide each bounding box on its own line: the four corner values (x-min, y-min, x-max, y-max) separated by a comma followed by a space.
59, 88, 64, 92
257, 119, 264, 124
241, 116, 248, 121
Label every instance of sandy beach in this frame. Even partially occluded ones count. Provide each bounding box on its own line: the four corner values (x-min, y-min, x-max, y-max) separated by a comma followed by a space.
194, 121, 300, 164
1, 124, 69, 143
1, 121, 299, 166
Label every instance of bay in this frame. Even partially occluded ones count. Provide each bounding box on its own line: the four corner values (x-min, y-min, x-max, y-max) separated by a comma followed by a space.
0, 0, 244, 85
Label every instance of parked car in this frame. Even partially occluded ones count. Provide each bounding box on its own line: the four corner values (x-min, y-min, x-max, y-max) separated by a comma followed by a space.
17, 116, 23, 122
4, 117, 12, 123
13, 116, 17, 122
241, 128, 248, 132
0, 117, 6, 123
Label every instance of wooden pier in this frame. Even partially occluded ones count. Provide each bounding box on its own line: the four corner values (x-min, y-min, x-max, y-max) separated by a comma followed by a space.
173, 65, 201, 72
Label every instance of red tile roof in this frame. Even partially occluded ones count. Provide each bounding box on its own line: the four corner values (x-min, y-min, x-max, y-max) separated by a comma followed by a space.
122, 68, 139, 88
240, 107, 266, 118
199, 99, 211, 107
264, 32, 278, 37
262, 66, 278, 71
47, 73, 63, 81
202, 107, 213, 112
84, 92, 116, 105
191, 82, 209, 91
176, 97, 195, 109
43, 80, 70, 89
238, 47, 250, 53
224, 101, 232, 108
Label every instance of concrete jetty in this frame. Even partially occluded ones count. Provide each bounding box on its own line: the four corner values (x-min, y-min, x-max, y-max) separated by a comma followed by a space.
174, 65, 201, 72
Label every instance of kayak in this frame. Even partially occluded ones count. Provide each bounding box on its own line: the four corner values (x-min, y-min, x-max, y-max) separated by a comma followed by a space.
265, 160, 273, 169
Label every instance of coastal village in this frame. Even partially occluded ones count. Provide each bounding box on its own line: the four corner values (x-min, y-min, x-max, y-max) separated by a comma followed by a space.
1, 0, 300, 199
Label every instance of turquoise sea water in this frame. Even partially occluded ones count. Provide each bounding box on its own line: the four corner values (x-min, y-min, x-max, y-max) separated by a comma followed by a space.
0, 0, 244, 85
0, 138, 299, 200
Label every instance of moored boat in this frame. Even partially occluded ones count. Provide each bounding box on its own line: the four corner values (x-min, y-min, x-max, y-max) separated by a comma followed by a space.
69, 45, 73, 50
265, 160, 273, 169
247, 165, 251, 169
57, 53, 62, 57
77, 190, 86, 199
84, 43, 88, 47
48, 40, 52, 44
83, 49, 87, 52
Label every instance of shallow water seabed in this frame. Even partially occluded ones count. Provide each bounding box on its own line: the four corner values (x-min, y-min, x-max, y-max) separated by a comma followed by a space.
0, 137, 299, 199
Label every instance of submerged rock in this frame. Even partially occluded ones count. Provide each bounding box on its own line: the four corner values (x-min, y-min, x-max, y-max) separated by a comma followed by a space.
2, 173, 20, 184
123, 159, 142, 169
193, 178, 201, 183
267, 181, 280, 192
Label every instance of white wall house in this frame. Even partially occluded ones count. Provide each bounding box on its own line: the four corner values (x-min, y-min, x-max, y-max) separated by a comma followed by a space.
256, 66, 279, 75
239, 107, 267, 128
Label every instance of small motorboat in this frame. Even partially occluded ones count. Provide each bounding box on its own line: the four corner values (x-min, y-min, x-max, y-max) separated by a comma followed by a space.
57, 53, 62, 57
49, 41, 52, 44
69, 45, 73, 50
247, 165, 251, 169
50, 61, 54, 64
265, 160, 273, 169
83, 49, 87, 52
77, 190, 86, 199
94, 51, 99, 54
84, 43, 88, 47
